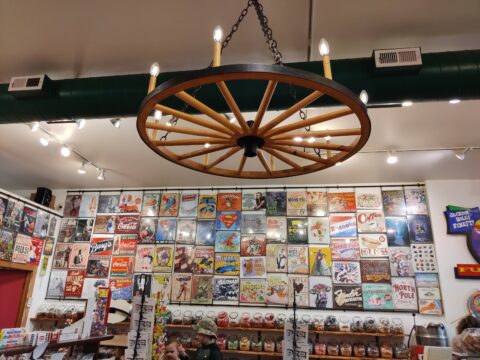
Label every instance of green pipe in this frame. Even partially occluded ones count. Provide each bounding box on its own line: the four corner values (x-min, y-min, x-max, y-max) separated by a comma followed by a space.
0, 50, 479, 124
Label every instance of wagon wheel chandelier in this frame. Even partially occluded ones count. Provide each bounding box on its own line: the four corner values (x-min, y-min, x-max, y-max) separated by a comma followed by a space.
137, 0, 371, 179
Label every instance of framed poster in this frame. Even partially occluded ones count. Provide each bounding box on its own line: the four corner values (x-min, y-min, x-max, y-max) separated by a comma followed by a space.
133, 274, 152, 297
173, 245, 195, 272
308, 217, 330, 244
82, 278, 108, 299
86, 257, 110, 278
241, 212, 266, 234
382, 190, 406, 216
198, 192, 217, 219
176, 218, 197, 244
417, 287, 441, 300
196, 220, 216, 246
75, 218, 94, 242
214, 253, 240, 276
288, 275, 309, 307
64, 270, 86, 297
47, 216, 58, 237
27, 237, 44, 265
239, 278, 266, 304
266, 217, 287, 243
306, 190, 328, 216
286, 191, 307, 216
266, 191, 286, 216
217, 192, 242, 211
192, 247, 214, 274
110, 278, 133, 300
411, 243, 438, 272
3, 199, 24, 231
309, 246, 331, 276
287, 217, 308, 244
153, 245, 174, 273
330, 238, 360, 261
151, 274, 171, 303
171, 273, 192, 303
287, 245, 309, 274
113, 234, 137, 256
355, 188, 383, 209
389, 247, 414, 277
58, 219, 77, 243
213, 276, 239, 305
386, 217, 410, 246
419, 299, 443, 315
391, 277, 418, 310
139, 217, 157, 243
0, 230, 15, 261
309, 276, 332, 309
240, 234, 266, 256
156, 218, 177, 243
328, 192, 356, 213
266, 244, 287, 273
357, 210, 386, 233
333, 285, 363, 310
115, 215, 140, 234
110, 256, 135, 277
407, 215, 433, 242
19, 207, 37, 236
179, 192, 199, 217
64, 195, 82, 217
415, 273, 440, 288
405, 188, 428, 215
89, 235, 114, 257
191, 275, 213, 304
266, 274, 288, 305
69, 243, 90, 268
359, 234, 389, 257
134, 245, 155, 272
159, 192, 179, 217
47, 270, 67, 297
242, 190, 266, 211
360, 259, 392, 283
215, 231, 240, 252
332, 261, 361, 284
329, 213, 357, 237
240, 256, 267, 278
216, 211, 241, 231
94, 215, 116, 234
33, 210, 50, 239
52, 243, 73, 269
97, 193, 120, 213
141, 193, 160, 216
362, 283, 394, 310
118, 191, 143, 213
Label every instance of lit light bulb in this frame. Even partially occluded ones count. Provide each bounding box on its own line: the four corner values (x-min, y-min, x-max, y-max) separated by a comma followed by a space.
359, 90, 369, 105
213, 26, 223, 42
30, 122, 40, 132
319, 38, 330, 56
150, 62, 160, 77
325, 135, 331, 141
61, 146, 71, 157
39, 137, 49, 146
293, 137, 303, 142
449, 99, 461, 104
387, 151, 398, 164
308, 137, 315, 143
402, 100, 413, 107
204, 143, 211, 148
166, 120, 172, 127
78, 162, 87, 174
229, 116, 236, 124
154, 110, 162, 120
335, 161, 342, 167
76, 119, 86, 129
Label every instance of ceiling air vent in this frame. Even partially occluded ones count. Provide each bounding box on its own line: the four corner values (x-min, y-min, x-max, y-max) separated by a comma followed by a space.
372, 47, 422, 73
8, 74, 53, 98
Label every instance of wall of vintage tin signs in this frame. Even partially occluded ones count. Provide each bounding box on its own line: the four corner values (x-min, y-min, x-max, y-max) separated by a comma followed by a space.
45, 185, 443, 314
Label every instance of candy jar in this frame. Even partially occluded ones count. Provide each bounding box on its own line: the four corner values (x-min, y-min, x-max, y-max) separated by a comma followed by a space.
367, 342, 380, 358
227, 335, 239, 350
264, 337, 275, 352
217, 311, 229, 328
264, 313, 275, 329
240, 312, 251, 328
172, 310, 182, 324
251, 338, 263, 352
217, 334, 227, 350
302, 314, 312, 328
394, 343, 409, 359
251, 312, 264, 328
391, 318, 404, 335
314, 340, 327, 355
324, 315, 339, 331
312, 315, 324, 331
380, 343, 393, 359
276, 314, 286, 329
364, 317, 377, 333
239, 336, 251, 351
206, 311, 216, 322
194, 310, 204, 324
339, 316, 350, 332
327, 342, 339, 356
340, 342, 352, 357
36, 304, 47, 319
182, 310, 193, 325
351, 316, 363, 332
276, 338, 283, 352
229, 312, 240, 328
354, 343, 366, 357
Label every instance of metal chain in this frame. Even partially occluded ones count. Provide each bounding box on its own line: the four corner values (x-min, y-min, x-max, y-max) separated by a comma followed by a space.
251, 0, 283, 64
221, 0, 253, 53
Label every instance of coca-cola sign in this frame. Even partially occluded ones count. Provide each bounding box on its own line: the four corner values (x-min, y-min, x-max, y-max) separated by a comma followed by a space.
115, 215, 140, 234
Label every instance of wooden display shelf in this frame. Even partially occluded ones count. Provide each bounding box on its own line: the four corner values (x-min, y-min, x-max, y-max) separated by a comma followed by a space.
167, 324, 283, 332
309, 355, 394, 360
101, 335, 128, 348
0, 335, 114, 356
187, 348, 282, 357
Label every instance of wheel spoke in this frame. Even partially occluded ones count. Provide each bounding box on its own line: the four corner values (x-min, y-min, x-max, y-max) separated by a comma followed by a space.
258, 90, 323, 135
269, 139, 353, 152
206, 147, 241, 169
153, 138, 230, 146
262, 147, 302, 170
264, 108, 353, 137
175, 91, 241, 134
155, 104, 234, 135
252, 80, 277, 133
237, 155, 247, 174
146, 122, 230, 139
272, 128, 361, 141
257, 150, 272, 175
176, 144, 234, 161
268, 144, 330, 165
217, 81, 250, 133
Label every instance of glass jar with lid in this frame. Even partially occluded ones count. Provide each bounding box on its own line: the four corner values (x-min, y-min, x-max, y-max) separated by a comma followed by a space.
229, 312, 240, 327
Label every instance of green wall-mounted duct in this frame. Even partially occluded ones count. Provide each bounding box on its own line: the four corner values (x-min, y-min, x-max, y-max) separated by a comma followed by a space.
0, 50, 479, 124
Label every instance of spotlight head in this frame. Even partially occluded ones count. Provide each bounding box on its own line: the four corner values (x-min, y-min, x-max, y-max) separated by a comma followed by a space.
449, 99, 461, 104
61, 146, 71, 157
455, 148, 469, 160
387, 151, 398, 164
29, 122, 40, 132
97, 168, 105, 181
76, 119, 86, 129
110, 118, 121, 128
359, 90, 369, 105
402, 100, 413, 107
39, 137, 50, 146
78, 162, 87, 174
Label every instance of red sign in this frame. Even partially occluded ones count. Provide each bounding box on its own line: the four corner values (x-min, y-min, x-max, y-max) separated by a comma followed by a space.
455, 264, 480, 279
115, 215, 140, 234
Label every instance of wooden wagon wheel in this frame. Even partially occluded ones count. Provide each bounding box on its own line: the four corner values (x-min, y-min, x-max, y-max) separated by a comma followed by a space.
137, 64, 371, 179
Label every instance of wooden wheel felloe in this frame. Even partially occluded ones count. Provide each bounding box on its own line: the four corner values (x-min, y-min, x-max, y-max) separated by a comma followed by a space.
137, 64, 371, 179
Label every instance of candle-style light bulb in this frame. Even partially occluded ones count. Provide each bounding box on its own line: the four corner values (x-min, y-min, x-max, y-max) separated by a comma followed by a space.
319, 38, 330, 56
213, 26, 223, 43
150, 63, 160, 77
154, 110, 162, 120
360, 90, 369, 105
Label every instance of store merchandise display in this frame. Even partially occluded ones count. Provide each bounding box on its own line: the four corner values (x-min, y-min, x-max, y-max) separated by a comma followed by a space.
44, 186, 442, 315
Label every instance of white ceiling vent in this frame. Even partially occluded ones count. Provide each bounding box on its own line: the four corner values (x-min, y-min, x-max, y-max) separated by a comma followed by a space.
373, 47, 422, 68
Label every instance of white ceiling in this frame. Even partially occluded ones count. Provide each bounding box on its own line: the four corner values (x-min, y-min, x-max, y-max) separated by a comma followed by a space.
0, 0, 479, 191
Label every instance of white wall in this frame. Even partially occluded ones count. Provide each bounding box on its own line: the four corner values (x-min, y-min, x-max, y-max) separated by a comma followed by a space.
425, 179, 480, 338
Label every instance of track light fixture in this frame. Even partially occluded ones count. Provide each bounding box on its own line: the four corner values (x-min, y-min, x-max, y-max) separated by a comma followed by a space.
97, 168, 105, 181
39, 137, 50, 146
387, 151, 398, 164
78, 162, 87, 174
359, 90, 369, 105
110, 118, 121, 128
60, 146, 71, 157
402, 100, 413, 107
29, 122, 40, 132
455, 147, 470, 160
76, 119, 86, 129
